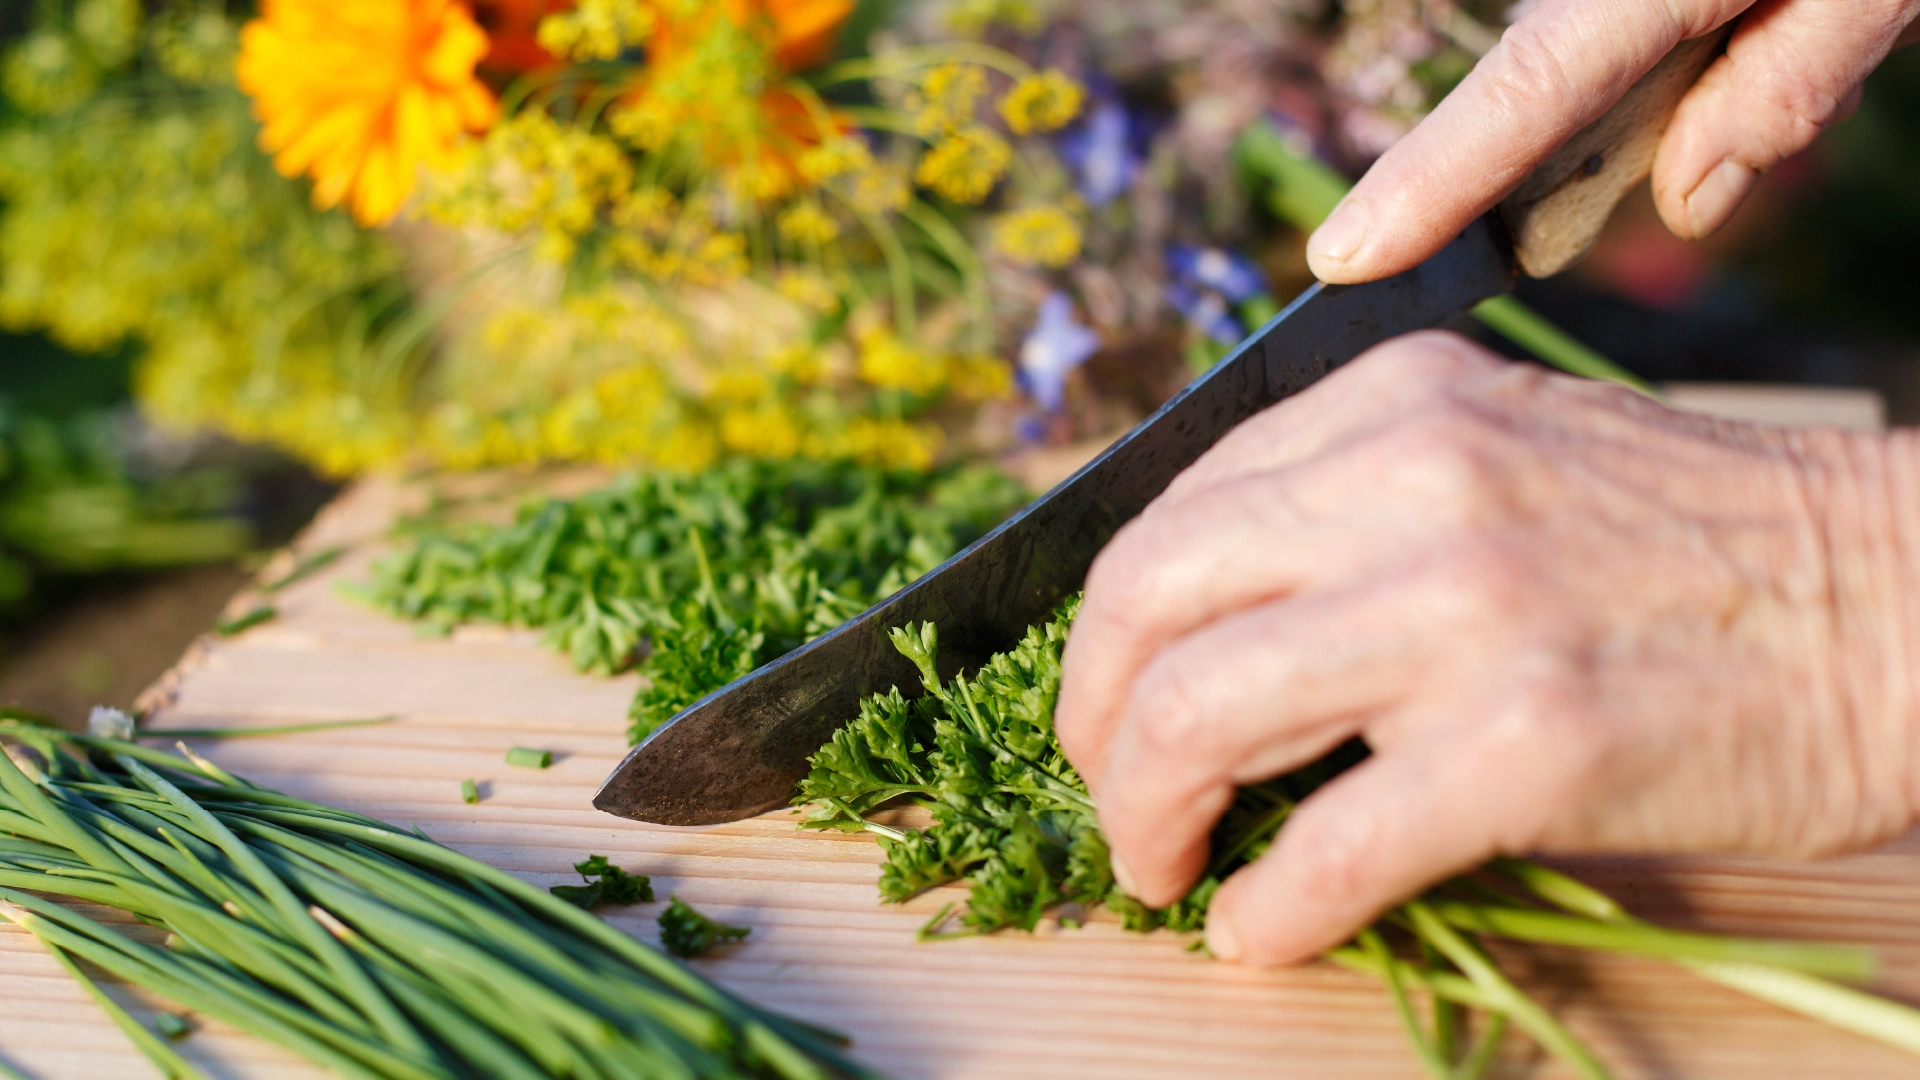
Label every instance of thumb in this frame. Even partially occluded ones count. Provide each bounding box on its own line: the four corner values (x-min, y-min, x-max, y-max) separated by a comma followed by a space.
1652, 0, 1920, 239
1202, 700, 1590, 967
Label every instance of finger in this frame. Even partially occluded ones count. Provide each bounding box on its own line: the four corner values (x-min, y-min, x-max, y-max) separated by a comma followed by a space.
1059, 452, 1418, 786
1651, 0, 1920, 238
1204, 679, 1598, 967
1155, 332, 1507, 510
1093, 586, 1430, 906
1307, 0, 1749, 283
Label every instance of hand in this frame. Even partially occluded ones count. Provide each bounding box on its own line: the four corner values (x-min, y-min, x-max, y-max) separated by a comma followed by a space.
1306, 0, 1920, 284
1054, 331, 1920, 966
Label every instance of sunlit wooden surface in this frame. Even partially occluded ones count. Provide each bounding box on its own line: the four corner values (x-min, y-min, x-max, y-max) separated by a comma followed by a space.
5, 424, 1920, 1078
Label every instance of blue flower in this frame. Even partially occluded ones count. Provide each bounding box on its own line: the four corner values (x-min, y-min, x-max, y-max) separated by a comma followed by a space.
1019, 291, 1101, 412
1166, 244, 1266, 303
1059, 99, 1138, 207
1164, 281, 1242, 345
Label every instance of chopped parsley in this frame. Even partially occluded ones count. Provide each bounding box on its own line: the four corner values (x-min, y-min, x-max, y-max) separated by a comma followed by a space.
367, 460, 1027, 744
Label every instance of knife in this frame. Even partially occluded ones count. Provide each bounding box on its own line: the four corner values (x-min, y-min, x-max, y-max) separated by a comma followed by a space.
596, 32, 1730, 826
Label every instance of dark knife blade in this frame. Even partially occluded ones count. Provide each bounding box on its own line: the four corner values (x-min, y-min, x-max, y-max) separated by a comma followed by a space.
595, 215, 1515, 826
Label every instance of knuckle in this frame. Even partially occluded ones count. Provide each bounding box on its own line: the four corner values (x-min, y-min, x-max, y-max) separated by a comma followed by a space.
1374, 405, 1510, 509
1279, 816, 1373, 911
1127, 656, 1221, 760
1422, 539, 1532, 622
1482, 20, 1579, 120
1353, 330, 1498, 388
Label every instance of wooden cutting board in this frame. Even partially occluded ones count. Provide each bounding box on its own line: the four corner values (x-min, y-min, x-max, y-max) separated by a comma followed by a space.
4, 461, 1920, 1080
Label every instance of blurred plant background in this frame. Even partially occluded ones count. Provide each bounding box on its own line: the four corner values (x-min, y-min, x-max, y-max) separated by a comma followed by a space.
0, 0, 1916, 720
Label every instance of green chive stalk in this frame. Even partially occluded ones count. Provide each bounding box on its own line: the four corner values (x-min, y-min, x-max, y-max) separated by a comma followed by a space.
0, 719, 884, 1080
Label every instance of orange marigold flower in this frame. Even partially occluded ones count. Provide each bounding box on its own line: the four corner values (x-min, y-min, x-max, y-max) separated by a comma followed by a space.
238, 0, 499, 226
724, 0, 853, 71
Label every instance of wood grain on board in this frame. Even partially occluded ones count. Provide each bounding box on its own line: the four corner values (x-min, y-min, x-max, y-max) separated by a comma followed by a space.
4, 428, 1920, 1079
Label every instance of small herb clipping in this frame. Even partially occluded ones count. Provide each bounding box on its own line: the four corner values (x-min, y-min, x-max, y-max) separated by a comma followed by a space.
261, 545, 346, 592
214, 604, 276, 636
505, 746, 552, 769
459, 778, 480, 804
799, 599, 1916, 1080
658, 897, 750, 958
367, 460, 1027, 744
550, 855, 653, 910
153, 1012, 193, 1041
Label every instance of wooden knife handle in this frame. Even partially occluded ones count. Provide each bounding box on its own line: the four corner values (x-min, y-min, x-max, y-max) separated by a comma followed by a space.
1498, 28, 1732, 278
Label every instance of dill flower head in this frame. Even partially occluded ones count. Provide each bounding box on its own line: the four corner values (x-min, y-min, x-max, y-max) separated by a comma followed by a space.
1000, 70, 1084, 135
912, 62, 987, 136
797, 136, 872, 183
149, 5, 240, 85
946, 354, 1016, 401
2, 31, 99, 114
536, 0, 655, 62
991, 204, 1082, 267
914, 126, 1010, 204
237, 0, 499, 226
842, 161, 911, 214
425, 111, 632, 261
857, 328, 949, 396
776, 201, 840, 245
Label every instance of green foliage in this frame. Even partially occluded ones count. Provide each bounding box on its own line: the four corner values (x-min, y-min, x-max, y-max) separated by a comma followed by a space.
0, 392, 253, 619
550, 855, 655, 910
797, 598, 1338, 934
0, 2, 414, 475
658, 898, 751, 959
367, 460, 1028, 743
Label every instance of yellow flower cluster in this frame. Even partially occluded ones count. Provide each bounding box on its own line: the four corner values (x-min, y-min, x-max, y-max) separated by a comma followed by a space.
0, 72, 412, 477
855, 328, 1014, 402
776, 201, 840, 246
991, 203, 1082, 267
417, 286, 958, 474
913, 63, 988, 136
425, 112, 635, 262
1000, 70, 1084, 135
536, 0, 657, 62
915, 125, 1011, 204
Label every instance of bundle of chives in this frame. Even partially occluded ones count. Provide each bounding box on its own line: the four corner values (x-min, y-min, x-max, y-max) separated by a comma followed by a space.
0, 718, 881, 1080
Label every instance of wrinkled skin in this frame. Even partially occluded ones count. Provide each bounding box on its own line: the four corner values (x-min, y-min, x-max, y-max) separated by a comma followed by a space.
1305, 0, 1920, 283
1056, 332, 1920, 965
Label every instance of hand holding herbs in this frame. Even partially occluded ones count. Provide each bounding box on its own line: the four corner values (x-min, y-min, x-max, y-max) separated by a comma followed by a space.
800, 600, 1920, 1078
1055, 331, 1920, 970
0, 718, 877, 1080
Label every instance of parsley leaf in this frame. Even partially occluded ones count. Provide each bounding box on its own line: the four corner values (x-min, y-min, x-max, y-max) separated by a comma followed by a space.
550, 854, 654, 910
658, 897, 751, 958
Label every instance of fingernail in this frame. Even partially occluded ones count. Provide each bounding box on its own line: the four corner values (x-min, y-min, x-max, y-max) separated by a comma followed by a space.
1307, 196, 1370, 270
1205, 914, 1243, 962
1684, 160, 1756, 238
1110, 851, 1140, 898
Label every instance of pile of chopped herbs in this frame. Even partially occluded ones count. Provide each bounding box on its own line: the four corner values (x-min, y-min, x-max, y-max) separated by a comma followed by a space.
798, 601, 1920, 1079
0, 716, 880, 1080
366, 460, 1027, 743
